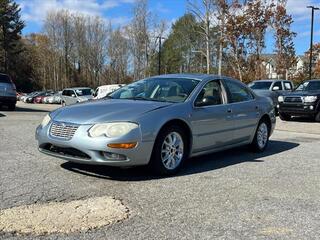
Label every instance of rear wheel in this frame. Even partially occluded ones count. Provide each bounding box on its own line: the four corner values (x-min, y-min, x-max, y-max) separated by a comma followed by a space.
251, 120, 269, 152
7, 103, 15, 111
62, 101, 66, 107
149, 125, 188, 175
279, 112, 291, 121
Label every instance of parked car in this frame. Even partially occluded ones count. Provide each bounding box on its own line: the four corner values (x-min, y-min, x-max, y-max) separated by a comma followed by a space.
27, 91, 48, 103
278, 79, 320, 122
93, 84, 125, 100
248, 79, 294, 113
34, 92, 54, 104
0, 73, 17, 110
61, 88, 93, 106
36, 74, 276, 175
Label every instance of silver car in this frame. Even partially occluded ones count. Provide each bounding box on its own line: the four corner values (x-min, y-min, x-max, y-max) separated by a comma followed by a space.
61, 88, 93, 106
36, 74, 276, 175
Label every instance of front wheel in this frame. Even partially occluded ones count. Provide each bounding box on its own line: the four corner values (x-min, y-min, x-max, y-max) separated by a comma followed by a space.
315, 112, 320, 122
251, 121, 269, 152
279, 112, 291, 121
149, 125, 188, 175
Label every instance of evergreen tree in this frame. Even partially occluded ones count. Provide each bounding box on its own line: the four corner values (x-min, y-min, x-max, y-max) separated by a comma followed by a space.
0, 0, 24, 73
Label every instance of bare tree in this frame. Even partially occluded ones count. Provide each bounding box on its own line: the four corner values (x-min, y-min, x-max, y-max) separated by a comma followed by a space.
188, 0, 216, 74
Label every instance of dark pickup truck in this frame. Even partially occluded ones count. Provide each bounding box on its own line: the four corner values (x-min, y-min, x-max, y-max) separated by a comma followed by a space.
278, 80, 320, 122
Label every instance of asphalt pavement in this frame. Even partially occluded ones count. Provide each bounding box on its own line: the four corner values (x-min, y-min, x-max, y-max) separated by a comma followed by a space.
0, 102, 320, 240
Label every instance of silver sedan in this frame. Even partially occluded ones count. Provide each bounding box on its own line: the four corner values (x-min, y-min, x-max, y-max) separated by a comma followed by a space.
36, 74, 276, 175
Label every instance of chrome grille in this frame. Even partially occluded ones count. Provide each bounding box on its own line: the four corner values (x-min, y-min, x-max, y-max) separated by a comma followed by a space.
284, 97, 303, 103
50, 122, 78, 140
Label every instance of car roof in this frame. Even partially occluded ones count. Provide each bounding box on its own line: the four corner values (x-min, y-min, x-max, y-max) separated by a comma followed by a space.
63, 87, 91, 90
149, 74, 228, 81
251, 79, 288, 82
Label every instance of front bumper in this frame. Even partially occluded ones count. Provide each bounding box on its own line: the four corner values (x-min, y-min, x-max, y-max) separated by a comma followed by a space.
36, 122, 154, 167
278, 102, 317, 116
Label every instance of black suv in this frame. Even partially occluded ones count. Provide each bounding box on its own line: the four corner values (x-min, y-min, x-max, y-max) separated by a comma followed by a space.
0, 73, 16, 110
278, 80, 320, 122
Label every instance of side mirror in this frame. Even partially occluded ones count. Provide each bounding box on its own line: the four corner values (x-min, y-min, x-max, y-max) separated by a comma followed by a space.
195, 96, 220, 107
71, 94, 76, 97
272, 86, 280, 91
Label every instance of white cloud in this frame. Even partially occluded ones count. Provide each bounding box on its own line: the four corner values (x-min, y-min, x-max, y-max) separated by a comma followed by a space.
18, 0, 135, 25
286, 0, 320, 21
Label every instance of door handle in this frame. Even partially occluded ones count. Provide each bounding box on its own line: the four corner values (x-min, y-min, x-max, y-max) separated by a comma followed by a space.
227, 108, 232, 113
255, 106, 259, 110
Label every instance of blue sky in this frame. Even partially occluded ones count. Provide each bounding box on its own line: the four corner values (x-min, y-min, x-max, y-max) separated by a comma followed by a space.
17, 0, 320, 55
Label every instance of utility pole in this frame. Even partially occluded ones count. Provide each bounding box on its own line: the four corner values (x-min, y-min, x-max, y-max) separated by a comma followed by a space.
307, 6, 319, 80
157, 36, 165, 75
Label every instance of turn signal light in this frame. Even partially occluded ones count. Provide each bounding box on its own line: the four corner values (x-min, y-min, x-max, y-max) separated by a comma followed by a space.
107, 142, 137, 149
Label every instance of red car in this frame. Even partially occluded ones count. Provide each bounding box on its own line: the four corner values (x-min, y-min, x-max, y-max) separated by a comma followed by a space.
33, 92, 53, 104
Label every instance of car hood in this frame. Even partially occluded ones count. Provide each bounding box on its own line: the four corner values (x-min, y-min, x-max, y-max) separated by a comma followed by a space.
253, 90, 274, 96
282, 90, 320, 97
51, 99, 172, 124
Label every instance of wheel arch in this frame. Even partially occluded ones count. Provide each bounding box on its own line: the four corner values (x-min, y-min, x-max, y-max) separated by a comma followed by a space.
155, 119, 193, 157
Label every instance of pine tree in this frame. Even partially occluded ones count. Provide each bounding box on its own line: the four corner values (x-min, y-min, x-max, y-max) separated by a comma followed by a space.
0, 0, 24, 73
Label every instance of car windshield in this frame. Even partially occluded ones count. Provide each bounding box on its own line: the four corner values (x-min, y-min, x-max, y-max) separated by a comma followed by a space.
109, 78, 200, 103
295, 81, 320, 91
248, 81, 272, 90
75, 88, 92, 96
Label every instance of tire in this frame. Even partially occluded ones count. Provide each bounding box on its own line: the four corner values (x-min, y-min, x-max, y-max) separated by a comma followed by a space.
62, 101, 66, 107
315, 112, 320, 122
251, 120, 269, 152
279, 112, 291, 121
149, 125, 188, 175
7, 103, 15, 111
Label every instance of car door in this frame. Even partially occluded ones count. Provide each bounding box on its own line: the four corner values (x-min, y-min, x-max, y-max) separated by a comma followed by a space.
191, 80, 235, 153
223, 79, 260, 144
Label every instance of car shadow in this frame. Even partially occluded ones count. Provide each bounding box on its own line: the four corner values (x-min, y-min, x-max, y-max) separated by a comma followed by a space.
60, 140, 299, 181
289, 116, 315, 123
0, 113, 5, 117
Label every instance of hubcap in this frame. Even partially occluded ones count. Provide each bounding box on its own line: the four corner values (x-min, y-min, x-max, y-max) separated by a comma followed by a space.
161, 132, 184, 170
257, 123, 268, 149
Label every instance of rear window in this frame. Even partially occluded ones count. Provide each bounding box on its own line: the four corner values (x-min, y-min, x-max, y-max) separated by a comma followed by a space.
0, 74, 11, 83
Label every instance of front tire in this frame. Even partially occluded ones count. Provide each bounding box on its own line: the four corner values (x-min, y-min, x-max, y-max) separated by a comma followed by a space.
251, 120, 269, 152
315, 112, 320, 122
149, 125, 188, 175
279, 112, 291, 121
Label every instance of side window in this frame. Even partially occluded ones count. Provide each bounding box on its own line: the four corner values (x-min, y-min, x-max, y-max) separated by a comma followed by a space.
62, 90, 67, 96
225, 80, 254, 103
284, 82, 292, 90
195, 81, 222, 107
70, 90, 76, 97
273, 81, 283, 90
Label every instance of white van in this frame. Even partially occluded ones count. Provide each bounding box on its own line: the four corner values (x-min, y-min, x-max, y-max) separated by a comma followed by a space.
93, 84, 125, 99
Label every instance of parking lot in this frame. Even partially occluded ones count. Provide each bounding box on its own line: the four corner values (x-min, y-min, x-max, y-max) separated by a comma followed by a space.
0, 101, 320, 240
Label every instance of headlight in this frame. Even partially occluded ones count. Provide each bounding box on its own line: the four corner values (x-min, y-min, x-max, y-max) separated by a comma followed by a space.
278, 96, 284, 102
303, 96, 317, 103
89, 122, 139, 138
41, 114, 51, 127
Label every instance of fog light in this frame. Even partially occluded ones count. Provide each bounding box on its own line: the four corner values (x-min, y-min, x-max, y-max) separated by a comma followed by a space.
310, 106, 314, 110
102, 152, 127, 160
107, 142, 137, 149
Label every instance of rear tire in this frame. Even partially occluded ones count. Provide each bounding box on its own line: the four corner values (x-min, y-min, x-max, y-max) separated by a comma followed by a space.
7, 103, 15, 111
279, 112, 291, 121
251, 120, 269, 152
149, 125, 188, 175
62, 101, 66, 107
